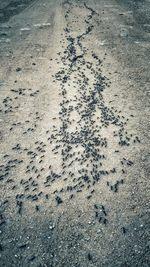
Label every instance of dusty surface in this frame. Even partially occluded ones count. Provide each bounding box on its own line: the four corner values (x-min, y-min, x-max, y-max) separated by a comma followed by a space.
0, 0, 150, 266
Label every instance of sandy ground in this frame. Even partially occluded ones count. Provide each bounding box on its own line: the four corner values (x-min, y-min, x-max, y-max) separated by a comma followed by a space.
0, 0, 150, 266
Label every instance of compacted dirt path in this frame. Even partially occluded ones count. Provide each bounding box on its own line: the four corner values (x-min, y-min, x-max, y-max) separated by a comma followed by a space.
0, 0, 149, 266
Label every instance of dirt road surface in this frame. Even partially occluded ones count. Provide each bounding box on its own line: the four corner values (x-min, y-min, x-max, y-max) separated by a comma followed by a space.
0, 0, 150, 266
